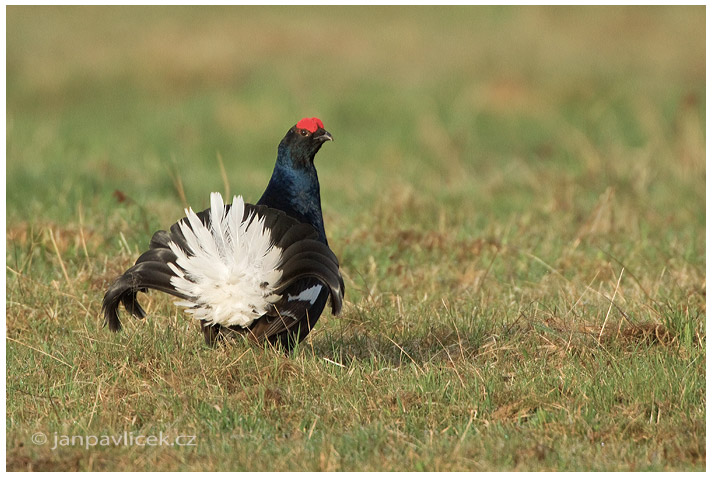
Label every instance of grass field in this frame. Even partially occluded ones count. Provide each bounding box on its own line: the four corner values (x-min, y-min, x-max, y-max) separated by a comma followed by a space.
6, 6, 706, 471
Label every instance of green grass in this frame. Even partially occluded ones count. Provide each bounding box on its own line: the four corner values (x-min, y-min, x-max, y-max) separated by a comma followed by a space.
6, 5, 705, 471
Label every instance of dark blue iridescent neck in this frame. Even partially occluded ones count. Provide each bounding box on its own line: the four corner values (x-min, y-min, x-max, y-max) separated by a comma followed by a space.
258, 145, 327, 243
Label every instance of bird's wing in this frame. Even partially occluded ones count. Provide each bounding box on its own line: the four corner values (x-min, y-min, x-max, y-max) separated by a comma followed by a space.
243, 218, 345, 343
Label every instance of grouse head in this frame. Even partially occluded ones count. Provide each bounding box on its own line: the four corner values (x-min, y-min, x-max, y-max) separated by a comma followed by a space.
277, 117, 333, 169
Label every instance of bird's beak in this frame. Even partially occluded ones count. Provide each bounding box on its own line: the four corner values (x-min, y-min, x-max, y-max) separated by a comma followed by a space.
316, 130, 333, 142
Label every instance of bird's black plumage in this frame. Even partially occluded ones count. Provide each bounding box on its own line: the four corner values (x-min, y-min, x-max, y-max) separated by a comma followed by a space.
102, 118, 344, 350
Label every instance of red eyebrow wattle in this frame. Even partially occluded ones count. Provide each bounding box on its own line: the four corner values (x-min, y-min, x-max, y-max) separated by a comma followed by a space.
296, 117, 324, 133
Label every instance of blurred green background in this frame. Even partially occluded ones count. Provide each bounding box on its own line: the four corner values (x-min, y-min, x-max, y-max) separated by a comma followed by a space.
7, 6, 704, 227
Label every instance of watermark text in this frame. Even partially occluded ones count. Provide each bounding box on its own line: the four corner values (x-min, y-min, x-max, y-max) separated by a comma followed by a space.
31, 431, 196, 450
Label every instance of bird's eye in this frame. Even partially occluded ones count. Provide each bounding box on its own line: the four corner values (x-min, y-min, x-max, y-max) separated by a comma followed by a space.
299, 129, 310, 137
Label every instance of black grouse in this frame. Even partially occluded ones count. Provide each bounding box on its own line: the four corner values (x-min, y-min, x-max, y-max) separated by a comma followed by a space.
102, 117, 344, 350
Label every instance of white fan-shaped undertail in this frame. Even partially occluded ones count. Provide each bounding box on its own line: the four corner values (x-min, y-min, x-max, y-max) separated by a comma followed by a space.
167, 193, 283, 327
